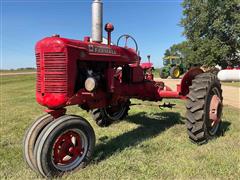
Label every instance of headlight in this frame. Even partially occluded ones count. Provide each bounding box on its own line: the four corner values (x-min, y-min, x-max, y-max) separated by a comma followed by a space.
85, 77, 98, 92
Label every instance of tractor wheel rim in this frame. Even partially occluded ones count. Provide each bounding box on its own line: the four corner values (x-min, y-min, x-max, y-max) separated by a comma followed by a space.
52, 129, 88, 171
208, 93, 222, 135
174, 69, 180, 77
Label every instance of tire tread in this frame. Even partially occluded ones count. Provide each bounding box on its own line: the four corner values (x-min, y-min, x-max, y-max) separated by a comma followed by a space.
185, 72, 223, 145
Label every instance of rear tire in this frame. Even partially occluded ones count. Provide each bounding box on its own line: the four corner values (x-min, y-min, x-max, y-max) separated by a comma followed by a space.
33, 115, 95, 178
91, 100, 130, 127
170, 66, 181, 79
159, 68, 168, 79
185, 73, 223, 145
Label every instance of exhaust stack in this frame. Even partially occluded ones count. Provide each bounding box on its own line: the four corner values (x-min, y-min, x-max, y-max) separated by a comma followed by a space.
92, 0, 103, 43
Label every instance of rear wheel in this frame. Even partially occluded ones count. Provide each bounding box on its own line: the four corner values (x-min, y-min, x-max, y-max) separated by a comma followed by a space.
185, 73, 223, 144
34, 115, 95, 178
23, 114, 54, 171
170, 66, 181, 79
159, 67, 168, 79
91, 100, 130, 127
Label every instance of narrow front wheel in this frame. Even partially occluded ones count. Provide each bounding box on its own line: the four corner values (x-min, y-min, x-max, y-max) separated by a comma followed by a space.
23, 114, 54, 171
34, 115, 95, 178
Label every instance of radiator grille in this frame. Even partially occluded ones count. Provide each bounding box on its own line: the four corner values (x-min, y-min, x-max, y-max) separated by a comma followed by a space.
44, 52, 67, 93
36, 52, 67, 94
36, 53, 41, 93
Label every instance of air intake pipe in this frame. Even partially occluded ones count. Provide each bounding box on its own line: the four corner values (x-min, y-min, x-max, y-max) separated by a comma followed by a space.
92, 0, 103, 43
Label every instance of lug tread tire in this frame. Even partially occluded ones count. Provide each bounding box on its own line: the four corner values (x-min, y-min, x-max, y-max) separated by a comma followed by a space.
185, 73, 223, 145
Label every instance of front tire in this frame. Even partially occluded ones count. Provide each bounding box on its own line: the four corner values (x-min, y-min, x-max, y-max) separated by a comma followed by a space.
159, 67, 168, 79
23, 114, 54, 171
91, 100, 130, 127
34, 115, 95, 178
185, 73, 223, 145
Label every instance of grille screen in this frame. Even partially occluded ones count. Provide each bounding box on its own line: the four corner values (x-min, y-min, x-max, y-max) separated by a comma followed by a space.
36, 52, 67, 94
36, 53, 41, 93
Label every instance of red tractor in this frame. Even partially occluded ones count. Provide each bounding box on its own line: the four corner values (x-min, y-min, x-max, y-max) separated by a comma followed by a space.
23, 0, 223, 178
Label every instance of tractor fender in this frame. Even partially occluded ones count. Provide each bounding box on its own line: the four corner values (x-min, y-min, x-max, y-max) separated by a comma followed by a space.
179, 68, 204, 96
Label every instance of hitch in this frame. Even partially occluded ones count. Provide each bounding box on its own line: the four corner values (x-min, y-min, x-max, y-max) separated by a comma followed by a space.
130, 102, 176, 109
159, 102, 176, 109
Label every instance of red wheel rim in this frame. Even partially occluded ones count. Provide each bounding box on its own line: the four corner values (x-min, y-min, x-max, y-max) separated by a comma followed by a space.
209, 95, 222, 127
53, 131, 84, 165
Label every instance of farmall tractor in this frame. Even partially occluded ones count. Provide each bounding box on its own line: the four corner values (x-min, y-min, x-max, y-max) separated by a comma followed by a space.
23, 0, 223, 178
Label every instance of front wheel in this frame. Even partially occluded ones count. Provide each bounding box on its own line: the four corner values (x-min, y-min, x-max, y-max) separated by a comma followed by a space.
34, 115, 95, 178
185, 73, 223, 145
23, 114, 54, 171
159, 68, 168, 79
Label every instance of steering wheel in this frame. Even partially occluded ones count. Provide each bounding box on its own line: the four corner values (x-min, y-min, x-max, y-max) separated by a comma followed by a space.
117, 34, 138, 53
